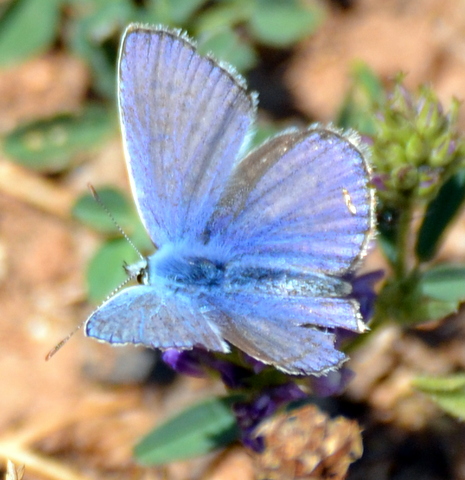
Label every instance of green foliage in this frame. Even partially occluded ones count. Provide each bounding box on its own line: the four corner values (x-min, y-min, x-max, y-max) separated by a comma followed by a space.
134, 396, 241, 465
249, 123, 281, 150
73, 187, 135, 234
420, 264, 465, 303
3, 105, 114, 173
413, 375, 465, 420
376, 266, 465, 326
193, 0, 250, 33
73, 187, 152, 302
416, 170, 465, 261
337, 62, 383, 135
249, 0, 324, 48
86, 237, 140, 303
144, 0, 207, 25
364, 79, 465, 330
0, 0, 62, 66
193, 0, 324, 70
197, 28, 257, 72
66, 0, 138, 98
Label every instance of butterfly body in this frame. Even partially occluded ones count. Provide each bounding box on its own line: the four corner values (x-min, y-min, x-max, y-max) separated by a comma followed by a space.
146, 243, 351, 297
85, 25, 375, 376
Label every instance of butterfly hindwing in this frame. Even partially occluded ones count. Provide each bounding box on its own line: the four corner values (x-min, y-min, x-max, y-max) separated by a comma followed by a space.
209, 306, 346, 375
86, 285, 230, 352
203, 269, 364, 374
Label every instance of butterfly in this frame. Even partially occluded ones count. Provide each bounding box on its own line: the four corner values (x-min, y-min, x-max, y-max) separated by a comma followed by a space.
85, 24, 375, 376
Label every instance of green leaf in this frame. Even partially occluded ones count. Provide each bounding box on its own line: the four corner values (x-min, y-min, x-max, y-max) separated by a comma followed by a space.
72, 187, 134, 234
420, 264, 465, 302
198, 28, 257, 72
427, 391, 465, 420
416, 170, 465, 261
413, 374, 465, 420
413, 374, 465, 393
194, 0, 252, 34
408, 265, 465, 322
131, 219, 154, 254
87, 238, 140, 303
375, 272, 460, 325
67, 0, 136, 98
0, 2, 11, 17
0, 0, 61, 66
250, 0, 324, 48
377, 234, 397, 267
337, 62, 382, 134
416, 297, 460, 322
134, 396, 241, 465
77, 186, 153, 303
3, 105, 115, 173
145, 0, 207, 24
352, 62, 384, 101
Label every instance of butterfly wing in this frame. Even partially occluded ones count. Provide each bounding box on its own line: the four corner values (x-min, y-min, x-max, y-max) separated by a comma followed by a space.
118, 25, 255, 247
86, 286, 230, 352
207, 129, 374, 276
210, 308, 345, 375
205, 288, 363, 374
203, 129, 375, 373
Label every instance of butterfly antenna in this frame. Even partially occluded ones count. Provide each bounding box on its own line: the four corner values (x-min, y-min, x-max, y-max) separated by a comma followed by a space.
47, 186, 145, 361
103, 270, 136, 302
88, 183, 144, 260
46, 274, 137, 361
45, 321, 85, 361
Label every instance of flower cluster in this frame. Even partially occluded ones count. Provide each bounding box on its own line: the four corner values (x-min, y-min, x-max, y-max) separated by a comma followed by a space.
371, 80, 465, 208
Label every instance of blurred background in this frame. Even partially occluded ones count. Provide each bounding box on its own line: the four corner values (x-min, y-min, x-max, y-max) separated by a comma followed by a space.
1, 0, 465, 479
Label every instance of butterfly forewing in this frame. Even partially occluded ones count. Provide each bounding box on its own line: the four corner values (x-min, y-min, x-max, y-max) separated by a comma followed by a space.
208, 129, 374, 276
118, 25, 255, 247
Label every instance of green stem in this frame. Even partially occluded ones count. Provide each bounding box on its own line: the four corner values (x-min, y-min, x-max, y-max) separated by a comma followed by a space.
394, 199, 414, 278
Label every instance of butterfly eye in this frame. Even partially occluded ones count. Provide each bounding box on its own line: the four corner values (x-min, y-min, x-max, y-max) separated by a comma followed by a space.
136, 269, 149, 285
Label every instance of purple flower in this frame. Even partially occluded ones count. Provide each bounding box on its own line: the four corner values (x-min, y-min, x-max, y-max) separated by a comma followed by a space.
360, 135, 374, 146
162, 349, 309, 451
162, 347, 250, 389
162, 349, 206, 377
209, 357, 250, 389
349, 269, 384, 321
371, 173, 389, 191
310, 367, 355, 397
335, 269, 383, 348
233, 382, 307, 452
241, 353, 267, 374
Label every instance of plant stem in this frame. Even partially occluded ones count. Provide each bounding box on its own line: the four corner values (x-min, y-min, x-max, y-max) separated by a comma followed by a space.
394, 198, 414, 279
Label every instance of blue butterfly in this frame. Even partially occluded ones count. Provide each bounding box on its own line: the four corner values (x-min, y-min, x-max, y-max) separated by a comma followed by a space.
85, 24, 375, 376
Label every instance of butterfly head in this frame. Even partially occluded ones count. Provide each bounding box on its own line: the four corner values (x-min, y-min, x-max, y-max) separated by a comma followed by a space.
123, 258, 149, 285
